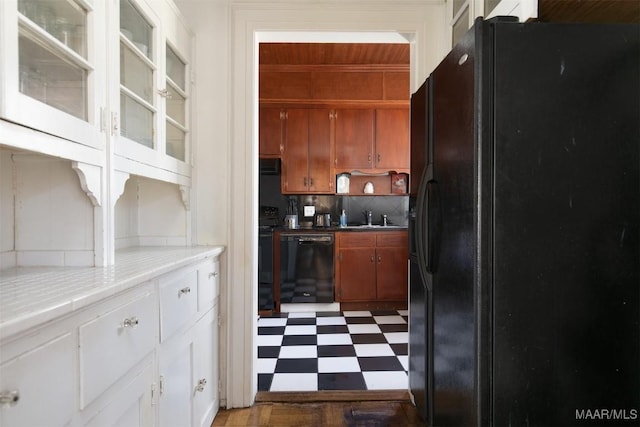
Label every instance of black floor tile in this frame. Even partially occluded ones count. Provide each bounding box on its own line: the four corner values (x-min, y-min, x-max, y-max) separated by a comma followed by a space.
390, 343, 408, 356
316, 311, 344, 317
258, 346, 281, 358
345, 316, 376, 324
258, 374, 273, 391
379, 323, 408, 333
358, 356, 405, 372
351, 333, 389, 344
258, 326, 286, 335
286, 317, 316, 325
317, 325, 350, 334
371, 310, 401, 316
317, 345, 358, 357
275, 358, 318, 373
318, 372, 367, 391
282, 335, 317, 346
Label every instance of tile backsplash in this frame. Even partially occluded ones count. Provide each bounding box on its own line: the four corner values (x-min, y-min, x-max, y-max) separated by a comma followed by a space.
259, 175, 408, 226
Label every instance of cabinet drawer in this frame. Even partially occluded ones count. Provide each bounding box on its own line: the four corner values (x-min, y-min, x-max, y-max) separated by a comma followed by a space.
376, 231, 407, 247
159, 268, 198, 342
79, 291, 156, 408
197, 259, 220, 313
0, 334, 74, 427
339, 232, 376, 248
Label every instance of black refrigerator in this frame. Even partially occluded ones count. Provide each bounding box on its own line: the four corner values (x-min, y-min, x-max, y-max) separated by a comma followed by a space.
409, 17, 639, 427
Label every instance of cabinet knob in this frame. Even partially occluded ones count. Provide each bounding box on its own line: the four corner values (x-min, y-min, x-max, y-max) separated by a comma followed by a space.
179, 287, 191, 296
370, 255, 375, 262
377, 153, 381, 163
378, 255, 382, 263
158, 88, 171, 98
0, 390, 19, 407
368, 153, 372, 162
195, 378, 207, 392
122, 317, 139, 328
209, 271, 218, 279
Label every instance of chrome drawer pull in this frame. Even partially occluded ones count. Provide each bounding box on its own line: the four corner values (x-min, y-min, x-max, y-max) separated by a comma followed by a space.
0, 390, 19, 407
122, 317, 139, 328
195, 378, 207, 392
208, 272, 218, 278
179, 287, 191, 296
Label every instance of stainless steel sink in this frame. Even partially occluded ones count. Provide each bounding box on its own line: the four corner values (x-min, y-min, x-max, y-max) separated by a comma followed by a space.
341, 224, 406, 229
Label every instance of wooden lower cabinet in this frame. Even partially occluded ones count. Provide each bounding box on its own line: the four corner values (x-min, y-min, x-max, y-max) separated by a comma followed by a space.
336, 231, 408, 306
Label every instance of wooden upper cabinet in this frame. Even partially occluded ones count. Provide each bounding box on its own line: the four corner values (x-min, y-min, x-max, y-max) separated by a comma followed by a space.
259, 107, 284, 157
307, 109, 333, 193
375, 108, 410, 170
283, 109, 309, 193
334, 109, 375, 172
282, 108, 333, 194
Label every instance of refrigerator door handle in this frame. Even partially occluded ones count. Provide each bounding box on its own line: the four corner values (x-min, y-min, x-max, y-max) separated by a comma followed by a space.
416, 164, 432, 289
426, 180, 442, 274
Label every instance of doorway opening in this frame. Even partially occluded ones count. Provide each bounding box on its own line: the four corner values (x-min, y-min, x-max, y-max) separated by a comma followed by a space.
256, 32, 412, 393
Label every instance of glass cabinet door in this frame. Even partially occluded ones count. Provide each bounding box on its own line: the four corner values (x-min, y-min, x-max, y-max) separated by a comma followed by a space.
165, 45, 187, 161
119, 0, 156, 149
15, 0, 92, 124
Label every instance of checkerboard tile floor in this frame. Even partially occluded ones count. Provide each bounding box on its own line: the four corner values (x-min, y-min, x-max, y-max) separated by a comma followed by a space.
257, 310, 409, 392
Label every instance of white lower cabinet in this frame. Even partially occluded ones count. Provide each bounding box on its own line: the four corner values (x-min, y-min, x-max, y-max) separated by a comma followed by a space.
158, 260, 221, 427
193, 306, 219, 427
85, 359, 155, 427
159, 331, 195, 427
0, 254, 221, 427
79, 290, 157, 408
0, 333, 75, 427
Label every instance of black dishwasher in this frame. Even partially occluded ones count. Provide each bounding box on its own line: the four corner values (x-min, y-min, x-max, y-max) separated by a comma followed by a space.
279, 233, 334, 303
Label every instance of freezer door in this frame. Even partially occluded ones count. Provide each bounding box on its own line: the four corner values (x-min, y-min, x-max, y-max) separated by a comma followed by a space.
430, 22, 478, 427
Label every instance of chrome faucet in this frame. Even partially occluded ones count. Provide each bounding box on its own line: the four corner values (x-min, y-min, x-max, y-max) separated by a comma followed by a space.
365, 210, 373, 226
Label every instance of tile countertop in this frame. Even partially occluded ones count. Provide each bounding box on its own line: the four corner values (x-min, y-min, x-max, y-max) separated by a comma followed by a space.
0, 246, 225, 341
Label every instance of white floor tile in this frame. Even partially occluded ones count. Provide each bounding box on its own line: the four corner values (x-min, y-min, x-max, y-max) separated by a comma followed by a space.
257, 335, 283, 347
373, 315, 406, 324
347, 324, 382, 334
258, 318, 288, 327
287, 312, 316, 318
284, 325, 316, 335
270, 373, 318, 391
343, 311, 371, 317
278, 345, 317, 359
317, 333, 353, 345
354, 343, 394, 357
316, 316, 347, 326
318, 357, 361, 373
398, 355, 409, 371
363, 371, 408, 390
257, 358, 277, 373
383, 332, 408, 343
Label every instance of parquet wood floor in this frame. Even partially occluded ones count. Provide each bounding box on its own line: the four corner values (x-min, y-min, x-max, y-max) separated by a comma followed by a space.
211, 391, 426, 426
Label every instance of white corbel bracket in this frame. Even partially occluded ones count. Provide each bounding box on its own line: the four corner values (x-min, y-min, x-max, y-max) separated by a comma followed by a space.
112, 171, 131, 206
179, 185, 190, 210
72, 162, 102, 207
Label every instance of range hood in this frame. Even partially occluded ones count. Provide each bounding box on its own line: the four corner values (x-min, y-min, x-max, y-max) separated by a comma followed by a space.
259, 158, 281, 175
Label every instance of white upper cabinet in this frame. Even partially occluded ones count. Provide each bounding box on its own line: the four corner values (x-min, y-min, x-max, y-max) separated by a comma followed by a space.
0, 0, 192, 181
114, 0, 192, 184
0, 0, 107, 152
483, 0, 538, 21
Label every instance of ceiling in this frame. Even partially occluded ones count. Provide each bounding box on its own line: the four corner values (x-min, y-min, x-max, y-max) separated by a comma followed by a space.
259, 43, 410, 66
258, 1, 637, 67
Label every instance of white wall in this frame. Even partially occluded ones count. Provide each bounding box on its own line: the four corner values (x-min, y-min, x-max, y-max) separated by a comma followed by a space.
177, 0, 448, 408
